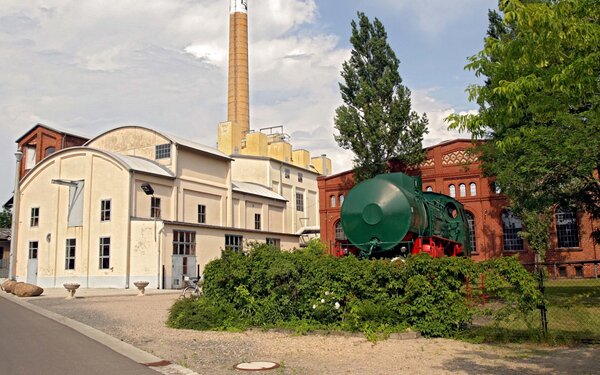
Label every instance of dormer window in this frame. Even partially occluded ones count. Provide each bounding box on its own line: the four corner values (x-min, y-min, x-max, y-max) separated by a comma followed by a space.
155, 144, 171, 159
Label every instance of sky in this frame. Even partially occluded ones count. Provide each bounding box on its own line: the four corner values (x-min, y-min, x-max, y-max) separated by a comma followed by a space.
0, 0, 497, 201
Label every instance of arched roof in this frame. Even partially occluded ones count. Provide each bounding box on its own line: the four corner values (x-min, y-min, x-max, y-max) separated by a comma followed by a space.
22, 146, 175, 182
85, 125, 231, 160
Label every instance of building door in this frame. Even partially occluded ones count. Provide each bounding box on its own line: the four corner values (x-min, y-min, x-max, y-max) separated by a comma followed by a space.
27, 241, 38, 285
171, 255, 197, 289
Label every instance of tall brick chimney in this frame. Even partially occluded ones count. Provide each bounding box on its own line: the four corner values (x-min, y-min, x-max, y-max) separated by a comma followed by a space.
228, 0, 249, 142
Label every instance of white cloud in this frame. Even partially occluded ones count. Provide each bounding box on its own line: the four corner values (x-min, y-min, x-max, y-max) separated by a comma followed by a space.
0, 0, 475, 200
410, 88, 473, 147
0, 0, 342, 199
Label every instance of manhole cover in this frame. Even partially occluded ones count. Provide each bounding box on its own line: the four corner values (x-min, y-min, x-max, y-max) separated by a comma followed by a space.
234, 361, 280, 371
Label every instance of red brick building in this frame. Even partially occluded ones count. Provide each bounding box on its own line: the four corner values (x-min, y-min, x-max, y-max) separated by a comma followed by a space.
318, 139, 599, 276
16, 123, 89, 178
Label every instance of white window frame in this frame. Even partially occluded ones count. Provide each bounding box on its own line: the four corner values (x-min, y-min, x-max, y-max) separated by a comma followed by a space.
198, 204, 206, 224
100, 199, 111, 222
30, 207, 39, 227
296, 192, 304, 212
155, 144, 171, 159
225, 235, 243, 252
65, 238, 76, 270
99, 237, 111, 269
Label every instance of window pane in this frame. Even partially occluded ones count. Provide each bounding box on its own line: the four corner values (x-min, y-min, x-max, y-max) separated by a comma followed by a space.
155, 144, 171, 159
502, 210, 524, 251
449, 185, 456, 198
335, 221, 347, 241
555, 207, 580, 248
330, 195, 336, 208
296, 193, 304, 212
465, 212, 476, 253
173, 230, 196, 255
469, 183, 477, 196
459, 184, 466, 197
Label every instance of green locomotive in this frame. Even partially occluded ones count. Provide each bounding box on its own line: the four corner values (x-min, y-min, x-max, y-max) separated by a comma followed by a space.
340, 172, 472, 258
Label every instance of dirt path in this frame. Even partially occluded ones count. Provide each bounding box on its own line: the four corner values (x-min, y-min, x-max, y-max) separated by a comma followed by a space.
29, 294, 600, 375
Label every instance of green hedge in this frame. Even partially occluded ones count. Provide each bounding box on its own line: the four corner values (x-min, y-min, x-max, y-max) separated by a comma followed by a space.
168, 241, 541, 338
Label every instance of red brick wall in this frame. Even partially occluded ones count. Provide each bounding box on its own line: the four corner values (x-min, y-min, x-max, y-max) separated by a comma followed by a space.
18, 125, 88, 178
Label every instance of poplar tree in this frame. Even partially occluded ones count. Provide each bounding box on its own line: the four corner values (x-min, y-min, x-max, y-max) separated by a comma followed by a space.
335, 12, 428, 182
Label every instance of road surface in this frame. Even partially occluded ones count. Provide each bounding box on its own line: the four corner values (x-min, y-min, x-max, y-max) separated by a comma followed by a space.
0, 296, 158, 375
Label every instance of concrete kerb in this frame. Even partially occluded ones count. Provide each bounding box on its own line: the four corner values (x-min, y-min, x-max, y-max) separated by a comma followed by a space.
0, 291, 198, 375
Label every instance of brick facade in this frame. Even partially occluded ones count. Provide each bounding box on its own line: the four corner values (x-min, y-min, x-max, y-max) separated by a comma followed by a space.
16, 124, 88, 178
318, 139, 599, 271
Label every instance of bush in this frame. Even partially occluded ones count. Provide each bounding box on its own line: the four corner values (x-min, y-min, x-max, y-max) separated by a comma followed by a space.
168, 241, 540, 338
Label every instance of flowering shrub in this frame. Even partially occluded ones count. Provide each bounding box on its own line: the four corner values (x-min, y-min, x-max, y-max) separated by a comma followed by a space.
168, 240, 540, 338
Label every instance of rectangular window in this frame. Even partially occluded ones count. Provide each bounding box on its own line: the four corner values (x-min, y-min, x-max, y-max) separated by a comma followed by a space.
254, 213, 261, 230
151, 197, 161, 218
155, 144, 171, 159
100, 199, 111, 222
99, 237, 110, 269
28, 241, 38, 259
296, 192, 304, 212
25, 145, 36, 170
30, 207, 39, 227
65, 238, 76, 270
225, 235, 243, 252
266, 238, 280, 248
198, 204, 206, 224
284, 168, 290, 179
173, 230, 196, 255
298, 172, 303, 183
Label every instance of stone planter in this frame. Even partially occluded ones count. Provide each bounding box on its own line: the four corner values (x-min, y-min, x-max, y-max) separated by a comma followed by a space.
63, 283, 80, 299
133, 281, 150, 297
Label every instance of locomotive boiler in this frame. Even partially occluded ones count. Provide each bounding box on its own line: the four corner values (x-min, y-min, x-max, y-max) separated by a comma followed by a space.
340, 172, 471, 258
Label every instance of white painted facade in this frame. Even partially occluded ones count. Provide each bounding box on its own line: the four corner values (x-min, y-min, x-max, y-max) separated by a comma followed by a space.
13, 126, 302, 289
231, 155, 321, 234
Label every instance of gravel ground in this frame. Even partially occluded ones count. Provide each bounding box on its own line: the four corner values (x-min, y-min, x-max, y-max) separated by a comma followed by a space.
28, 293, 600, 375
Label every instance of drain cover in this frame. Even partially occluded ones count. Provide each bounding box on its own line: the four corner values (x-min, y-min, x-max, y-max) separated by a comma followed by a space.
234, 361, 280, 371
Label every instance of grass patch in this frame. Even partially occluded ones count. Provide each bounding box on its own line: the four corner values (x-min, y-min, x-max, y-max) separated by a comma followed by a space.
467, 278, 600, 343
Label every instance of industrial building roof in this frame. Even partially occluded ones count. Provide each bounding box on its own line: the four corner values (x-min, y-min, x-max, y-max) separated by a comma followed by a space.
232, 181, 287, 202
105, 151, 175, 178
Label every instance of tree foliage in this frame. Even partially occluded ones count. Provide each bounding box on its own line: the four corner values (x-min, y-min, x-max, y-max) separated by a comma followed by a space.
335, 12, 428, 182
0, 208, 11, 228
447, 0, 600, 249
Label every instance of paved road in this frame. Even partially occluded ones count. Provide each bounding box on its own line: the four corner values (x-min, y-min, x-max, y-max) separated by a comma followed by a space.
0, 297, 158, 375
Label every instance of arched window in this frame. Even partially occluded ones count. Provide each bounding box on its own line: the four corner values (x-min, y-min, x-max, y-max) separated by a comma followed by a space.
335, 221, 346, 241
45, 147, 56, 157
502, 210, 524, 251
465, 211, 477, 253
330, 195, 336, 208
470, 182, 477, 196
555, 207, 580, 248
459, 183, 466, 197
339, 194, 345, 205
449, 184, 456, 197
426, 186, 433, 192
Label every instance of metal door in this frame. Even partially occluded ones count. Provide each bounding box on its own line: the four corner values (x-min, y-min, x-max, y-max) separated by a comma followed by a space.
171, 255, 197, 289
27, 258, 38, 285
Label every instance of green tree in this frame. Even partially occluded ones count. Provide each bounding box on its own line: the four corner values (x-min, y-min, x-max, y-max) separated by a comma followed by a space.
447, 0, 600, 255
0, 208, 11, 228
335, 12, 428, 182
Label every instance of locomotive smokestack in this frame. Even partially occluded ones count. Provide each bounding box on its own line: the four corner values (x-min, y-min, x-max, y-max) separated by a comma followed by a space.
228, 0, 250, 143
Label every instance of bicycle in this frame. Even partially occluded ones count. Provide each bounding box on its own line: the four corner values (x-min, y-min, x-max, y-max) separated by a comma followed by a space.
180, 276, 203, 298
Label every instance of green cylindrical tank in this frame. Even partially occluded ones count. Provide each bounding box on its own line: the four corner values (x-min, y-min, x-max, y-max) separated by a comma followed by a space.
341, 173, 428, 253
